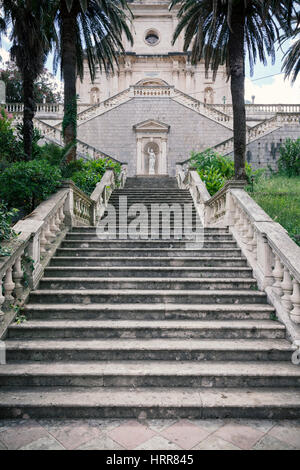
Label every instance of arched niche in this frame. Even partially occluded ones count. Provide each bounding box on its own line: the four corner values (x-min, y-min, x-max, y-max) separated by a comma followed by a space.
133, 119, 170, 176
90, 87, 101, 104
204, 87, 214, 105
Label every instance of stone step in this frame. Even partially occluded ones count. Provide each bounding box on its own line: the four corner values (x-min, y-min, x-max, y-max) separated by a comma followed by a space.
50, 256, 248, 267
44, 266, 253, 279
65, 234, 234, 242
5, 338, 293, 362
1, 361, 299, 388
108, 199, 196, 203
23, 303, 275, 321
1, 387, 299, 419
55, 248, 243, 257
28, 289, 268, 305
38, 277, 257, 291
7, 320, 285, 340
70, 226, 229, 234
60, 241, 237, 249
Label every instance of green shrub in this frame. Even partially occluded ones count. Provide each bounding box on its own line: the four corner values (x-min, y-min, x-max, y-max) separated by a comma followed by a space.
0, 159, 62, 212
277, 138, 300, 177
0, 107, 23, 165
0, 202, 19, 257
67, 158, 121, 195
190, 149, 261, 195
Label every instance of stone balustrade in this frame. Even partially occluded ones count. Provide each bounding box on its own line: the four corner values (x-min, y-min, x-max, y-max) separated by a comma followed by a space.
132, 85, 174, 97
180, 168, 300, 342
213, 112, 300, 155
76, 89, 132, 124
0, 166, 126, 331
27, 118, 122, 164
210, 103, 300, 115
172, 89, 233, 129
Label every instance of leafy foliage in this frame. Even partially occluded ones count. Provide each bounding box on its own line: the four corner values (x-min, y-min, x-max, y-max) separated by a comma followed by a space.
170, 0, 294, 77
0, 109, 44, 167
68, 158, 121, 195
0, 159, 62, 212
277, 138, 300, 177
0, 202, 19, 257
282, 11, 300, 84
0, 62, 62, 103
0, 106, 20, 166
190, 148, 261, 195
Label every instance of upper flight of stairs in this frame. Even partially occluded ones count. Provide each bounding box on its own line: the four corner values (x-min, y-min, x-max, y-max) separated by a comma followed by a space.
1, 176, 300, 419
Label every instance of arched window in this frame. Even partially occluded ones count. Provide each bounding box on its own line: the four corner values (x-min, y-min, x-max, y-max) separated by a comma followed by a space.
204, 87, 214, 105
90, 87, 100, 104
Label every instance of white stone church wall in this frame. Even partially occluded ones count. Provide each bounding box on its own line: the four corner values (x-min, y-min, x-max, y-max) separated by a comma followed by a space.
77, 97, 232, 175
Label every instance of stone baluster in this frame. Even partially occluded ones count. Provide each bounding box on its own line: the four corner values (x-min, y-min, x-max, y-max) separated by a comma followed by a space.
59, 205, 65, 226
272, 254, 284, 296
290, 279, 300, 324
49, 214, 59, 235
44, 219, 54, 243
4, 267, 15, 303
281, 267, 293, 312
40, 225, 49, 254
257, 233, 274, 288
13, 255, 24, 299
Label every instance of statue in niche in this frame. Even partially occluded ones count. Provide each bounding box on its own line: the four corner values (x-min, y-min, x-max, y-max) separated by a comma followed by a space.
148, 147, 156, 175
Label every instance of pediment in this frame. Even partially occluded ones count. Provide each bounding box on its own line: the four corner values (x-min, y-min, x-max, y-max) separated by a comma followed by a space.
133, 119, 170, 133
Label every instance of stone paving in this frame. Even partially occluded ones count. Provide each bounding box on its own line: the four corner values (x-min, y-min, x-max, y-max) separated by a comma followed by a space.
0, 418, 299, 450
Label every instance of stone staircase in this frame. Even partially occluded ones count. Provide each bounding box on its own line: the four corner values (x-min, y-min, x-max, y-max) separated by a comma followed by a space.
1, 176, 300, 419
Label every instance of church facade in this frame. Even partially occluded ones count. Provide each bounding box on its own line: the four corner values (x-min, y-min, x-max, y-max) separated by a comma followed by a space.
75, 0, 300, 176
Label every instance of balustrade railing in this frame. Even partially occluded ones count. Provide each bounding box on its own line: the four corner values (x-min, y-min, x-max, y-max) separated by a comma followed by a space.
210, 103, 300, 115
172, 89, 233, 129
180, 168, 300, 340
0, 166, 126, 331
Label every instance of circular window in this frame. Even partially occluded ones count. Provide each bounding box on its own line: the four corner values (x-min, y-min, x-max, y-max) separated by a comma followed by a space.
145, 30, 160, 46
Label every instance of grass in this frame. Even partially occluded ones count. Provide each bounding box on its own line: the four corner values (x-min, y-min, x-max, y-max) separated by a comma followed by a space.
246, 175, 300, 246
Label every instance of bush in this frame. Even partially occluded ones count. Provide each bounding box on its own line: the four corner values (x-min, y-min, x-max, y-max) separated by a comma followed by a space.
0, 107, 23, 166
190, 149, 261, 195
67, 158, 121, 195
36, 142, 69, 167
0, 159, 62, 212
0, 202, 19, 257
277, 138, 300, 177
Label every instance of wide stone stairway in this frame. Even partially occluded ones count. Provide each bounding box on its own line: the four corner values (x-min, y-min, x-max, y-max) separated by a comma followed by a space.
1, 176, 300, 419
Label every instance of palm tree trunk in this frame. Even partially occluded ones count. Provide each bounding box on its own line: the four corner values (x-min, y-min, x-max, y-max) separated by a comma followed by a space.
23, 71, 35, 160
61, 1, 78, 162
228, 2, 247, 180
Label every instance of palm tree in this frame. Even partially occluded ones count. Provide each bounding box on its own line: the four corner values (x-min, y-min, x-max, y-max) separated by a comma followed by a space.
1, 0, 57, 160
57, 0, 133, 161
170, 0, 295, 179
282, 11, 300, 84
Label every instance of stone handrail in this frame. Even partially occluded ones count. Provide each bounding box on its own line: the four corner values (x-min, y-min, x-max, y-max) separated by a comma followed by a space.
213, 112, 300, 156
132, 85, 174, 97
90, 164, 127, 222
69, 88, 132, 126
210, 103, 300, 115
182, 170, 300, 341
11, 116, 125, 165
172, 89, 234, 129
6, 103, 63, 114
0, 167, 126, 329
